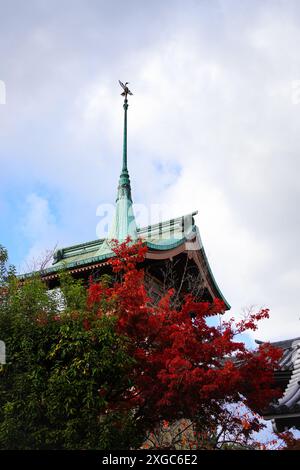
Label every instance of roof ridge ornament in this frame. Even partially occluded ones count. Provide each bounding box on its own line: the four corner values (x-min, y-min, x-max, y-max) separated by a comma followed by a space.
119, 80, 133, 100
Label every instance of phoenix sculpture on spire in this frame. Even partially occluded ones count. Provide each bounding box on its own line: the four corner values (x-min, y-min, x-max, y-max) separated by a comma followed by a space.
119, 80, 133, 99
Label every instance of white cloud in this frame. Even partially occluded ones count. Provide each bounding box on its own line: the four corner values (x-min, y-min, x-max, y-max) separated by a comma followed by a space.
20, 193, 60, 272
1, 1, 300, 340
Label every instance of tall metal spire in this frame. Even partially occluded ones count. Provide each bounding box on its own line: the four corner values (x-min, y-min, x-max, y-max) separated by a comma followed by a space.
117, 80, 133, 203
122, 97, 128, 173
117, 95, 132, 202
98, 81, 137, 252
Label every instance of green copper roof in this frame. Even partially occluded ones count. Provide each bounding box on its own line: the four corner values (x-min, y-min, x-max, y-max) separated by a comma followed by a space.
51, 213, 196, 270
20, 211, 230, 310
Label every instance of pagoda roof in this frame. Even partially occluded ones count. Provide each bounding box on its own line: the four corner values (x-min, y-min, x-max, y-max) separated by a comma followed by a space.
259, 337, 300, 431
49, 212, 197, 269
20, 85, 230, 311
20, 211, 230, 310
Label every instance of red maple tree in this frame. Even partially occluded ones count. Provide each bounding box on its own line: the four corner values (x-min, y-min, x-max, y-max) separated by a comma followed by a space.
87, 239, 282, 449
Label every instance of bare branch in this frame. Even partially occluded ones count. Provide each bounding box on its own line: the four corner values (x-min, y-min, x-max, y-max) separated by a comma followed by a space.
24, 245, 58, 274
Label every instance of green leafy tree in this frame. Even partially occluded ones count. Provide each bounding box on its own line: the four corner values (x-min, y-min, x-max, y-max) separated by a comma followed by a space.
0, 247, 140, 449
0, 242, 282, 450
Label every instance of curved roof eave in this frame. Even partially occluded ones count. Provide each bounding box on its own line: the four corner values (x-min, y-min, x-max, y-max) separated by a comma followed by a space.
194, 227, 231, 310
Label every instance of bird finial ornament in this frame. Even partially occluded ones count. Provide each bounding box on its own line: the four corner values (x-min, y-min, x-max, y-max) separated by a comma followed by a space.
119, 80, 133, 100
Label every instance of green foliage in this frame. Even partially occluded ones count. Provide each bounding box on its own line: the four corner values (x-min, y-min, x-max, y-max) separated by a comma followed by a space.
58, 271, 87, 311
0, 250, 140, 449
0, 245, 15, 286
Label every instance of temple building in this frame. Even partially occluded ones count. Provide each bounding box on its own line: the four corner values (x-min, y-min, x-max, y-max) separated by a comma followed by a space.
22, 82, 300, 433
258, 337, 300, 432
29, 82, 229, 310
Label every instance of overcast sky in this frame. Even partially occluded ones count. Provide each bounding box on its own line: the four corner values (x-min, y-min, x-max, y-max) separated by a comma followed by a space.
1, 0, 300, 342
